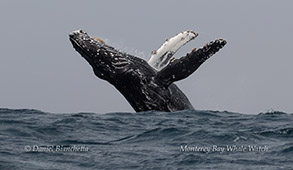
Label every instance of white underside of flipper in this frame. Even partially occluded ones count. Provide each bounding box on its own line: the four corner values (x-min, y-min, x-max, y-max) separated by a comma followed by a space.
148, 30, 198, 70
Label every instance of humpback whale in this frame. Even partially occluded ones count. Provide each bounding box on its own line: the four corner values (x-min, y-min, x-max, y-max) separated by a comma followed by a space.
69, 30, 226, 112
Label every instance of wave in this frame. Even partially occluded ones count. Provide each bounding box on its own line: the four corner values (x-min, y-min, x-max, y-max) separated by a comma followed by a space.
0, 108, 293, 169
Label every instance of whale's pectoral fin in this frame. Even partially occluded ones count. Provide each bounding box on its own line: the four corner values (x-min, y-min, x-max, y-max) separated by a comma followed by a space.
148, 30, 198, 70
156, 39, 227, 87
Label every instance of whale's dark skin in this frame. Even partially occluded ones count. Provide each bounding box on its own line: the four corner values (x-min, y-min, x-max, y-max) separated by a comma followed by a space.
69, 30, 226, 112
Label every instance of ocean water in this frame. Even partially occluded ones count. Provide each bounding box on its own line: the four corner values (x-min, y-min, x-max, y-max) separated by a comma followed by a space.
0, 108, 292, 170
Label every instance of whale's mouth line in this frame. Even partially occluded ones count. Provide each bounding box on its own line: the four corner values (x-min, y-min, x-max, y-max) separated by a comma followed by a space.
69, 37, 100, 67
69, 37, 90, 57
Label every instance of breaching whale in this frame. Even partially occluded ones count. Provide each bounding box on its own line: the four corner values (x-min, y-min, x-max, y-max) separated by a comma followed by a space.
69, 30, 226, 112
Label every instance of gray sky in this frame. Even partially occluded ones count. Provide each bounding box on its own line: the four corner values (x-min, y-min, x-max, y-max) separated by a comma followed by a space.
0, 0, 292, 114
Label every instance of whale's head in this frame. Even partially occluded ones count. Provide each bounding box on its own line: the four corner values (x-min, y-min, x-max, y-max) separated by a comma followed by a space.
69, 30, 135, 82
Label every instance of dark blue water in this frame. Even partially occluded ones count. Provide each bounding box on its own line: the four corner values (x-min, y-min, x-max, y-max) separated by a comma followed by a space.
0, 108, 292, 170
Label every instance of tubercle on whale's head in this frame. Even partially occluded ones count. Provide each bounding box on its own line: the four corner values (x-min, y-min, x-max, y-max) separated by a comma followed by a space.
69, 30, 130, 81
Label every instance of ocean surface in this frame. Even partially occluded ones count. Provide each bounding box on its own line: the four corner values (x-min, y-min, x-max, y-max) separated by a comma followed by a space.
0, 108, 292, 170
